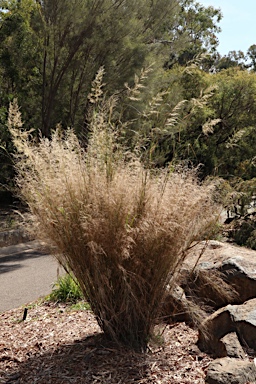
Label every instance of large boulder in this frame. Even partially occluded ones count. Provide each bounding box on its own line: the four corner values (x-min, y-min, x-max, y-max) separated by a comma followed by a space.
205, 357, 256, 384
181, 241, 256, 309
162, 241, 256, 327
198, 298, 256, 357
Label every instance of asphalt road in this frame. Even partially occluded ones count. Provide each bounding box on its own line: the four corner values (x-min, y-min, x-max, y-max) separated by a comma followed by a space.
0, 241, 62, 312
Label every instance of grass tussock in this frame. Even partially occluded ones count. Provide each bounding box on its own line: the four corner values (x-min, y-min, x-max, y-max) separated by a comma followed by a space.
9, 90, 219, 351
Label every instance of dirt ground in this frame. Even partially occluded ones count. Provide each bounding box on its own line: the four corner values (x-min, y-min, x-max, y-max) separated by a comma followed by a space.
0, 300, 213, 384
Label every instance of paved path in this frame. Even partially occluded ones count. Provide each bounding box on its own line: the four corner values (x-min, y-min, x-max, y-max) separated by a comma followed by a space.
0, 241, 62, 312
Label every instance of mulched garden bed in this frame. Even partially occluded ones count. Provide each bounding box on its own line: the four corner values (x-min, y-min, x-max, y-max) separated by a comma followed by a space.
0, 301, 213, 383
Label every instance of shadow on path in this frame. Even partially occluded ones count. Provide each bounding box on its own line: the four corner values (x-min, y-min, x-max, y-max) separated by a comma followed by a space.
0, 243, 50, 275
0, 263, 22, 274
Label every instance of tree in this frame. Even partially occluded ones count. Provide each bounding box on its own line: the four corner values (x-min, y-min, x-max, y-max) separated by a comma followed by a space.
2, 0, 251, 188
247, 44, 256, 71
0, 0, 42, 187
0, 0, 184, 136
165, 0, 222, 68
0, 0, 224, 137
210, 50, 247, 72
0, 105, 14, 187
0, 0, 41, 125
31, 0, 182, 136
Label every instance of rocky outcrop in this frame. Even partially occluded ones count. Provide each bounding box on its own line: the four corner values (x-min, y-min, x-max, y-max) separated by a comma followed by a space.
181, 241, 256, 309
163, 241, 256, 323
205, 357, 256, 384
217, 256, 256, 303
165, 241, 256, 382
198, 298, 256, 357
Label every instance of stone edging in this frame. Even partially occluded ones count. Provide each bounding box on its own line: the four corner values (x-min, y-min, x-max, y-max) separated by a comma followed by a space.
0, 229, 31, 247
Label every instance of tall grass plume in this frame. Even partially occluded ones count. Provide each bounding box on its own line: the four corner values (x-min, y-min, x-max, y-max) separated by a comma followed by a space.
9, 88, 219, 351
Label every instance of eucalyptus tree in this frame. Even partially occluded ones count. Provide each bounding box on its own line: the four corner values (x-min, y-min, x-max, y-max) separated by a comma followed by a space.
35, 0, 181, 136
0, 0, 224, 137
0, 0, 182, 136
247, 44, 256, 72
165, 0, 222, 68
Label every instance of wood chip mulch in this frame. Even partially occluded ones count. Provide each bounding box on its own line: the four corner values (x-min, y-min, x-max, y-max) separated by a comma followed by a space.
0, 301, 213, 383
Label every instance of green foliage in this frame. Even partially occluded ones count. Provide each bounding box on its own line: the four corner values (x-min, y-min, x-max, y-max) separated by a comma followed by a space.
0, 0, 226, 187
0, 0, 183, 136
49, 273, 84, 303
230, 218, 256, 250
116, 63, 221, 169
70, 301, 91, 311
228, 178, 256, 216
247, 44, 256, 72
0, 0, 41, 126
203, 69, 256, 179
0, 105, 15, 186
0, 0, 224, 138
212, 50, 247, 72
158, 66, 256, 181
216, 177, 256, 249
247, 229, 256, 250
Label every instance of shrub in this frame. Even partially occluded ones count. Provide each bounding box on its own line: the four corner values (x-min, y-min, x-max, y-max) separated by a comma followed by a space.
9, 92, 219, 351
247, 228, 256, 250
230, 217, 256, 249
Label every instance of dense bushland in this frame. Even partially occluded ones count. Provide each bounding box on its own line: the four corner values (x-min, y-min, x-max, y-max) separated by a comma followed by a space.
9, 79, 219, 350
0, 0, 223, 186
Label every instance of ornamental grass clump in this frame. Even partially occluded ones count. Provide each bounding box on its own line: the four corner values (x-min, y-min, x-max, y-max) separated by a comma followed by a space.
9, 94, 219, 352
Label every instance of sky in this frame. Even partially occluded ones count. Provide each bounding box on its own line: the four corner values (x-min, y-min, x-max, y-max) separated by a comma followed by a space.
199, 0, 256, 56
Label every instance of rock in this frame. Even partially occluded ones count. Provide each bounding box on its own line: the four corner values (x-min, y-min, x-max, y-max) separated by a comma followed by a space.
162, 285, 190, 323
205, 357, 256, 384
180, 264, 238, 309
198, 305, 236, 357
163, 241, 256, 330
229, 298, 256, 351
218, 257, 256, 303
220, 333, 246, 359
182, 241, 256, 309
198, 298, 256, 357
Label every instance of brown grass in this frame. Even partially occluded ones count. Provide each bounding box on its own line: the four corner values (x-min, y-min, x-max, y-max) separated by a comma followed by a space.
9, 86, 219, 351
